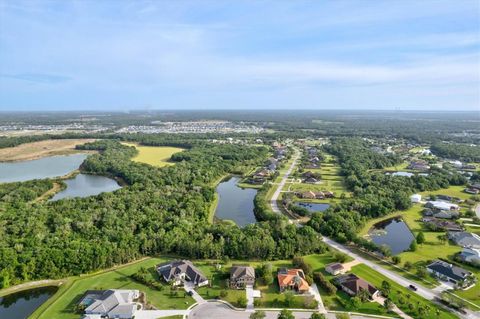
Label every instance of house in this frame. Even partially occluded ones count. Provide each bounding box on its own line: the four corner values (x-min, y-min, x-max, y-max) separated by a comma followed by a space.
302, 171, 316, 178
408, 161, 430, 171
323, 191, 334, 198
465, 188, 479, 195
433, 210, 459, 219
425, 201, 459, 211
298, 191, 316, 199
325, 262, 346, 276
469, 183, 480, 191
422, 217, 463, 232
426, 260, 474, 288
157, 260, 208, 287
80, 289, 140, 319
463, 164, 476, 170
229, 265, 255, 289
277, 268, 310, 293
448, 232, 480, 249
410, 194, 422, 203
303, 177, 319, 184
458, 248, 480, 264
335, 274, 379, 299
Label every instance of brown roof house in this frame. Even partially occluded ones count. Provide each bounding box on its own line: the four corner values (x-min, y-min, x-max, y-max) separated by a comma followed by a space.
335, 274, 379, 299
157, 260, 208, 287
229, 265, 255, 289
277, 268, 310, 294
325, 262, 346, 276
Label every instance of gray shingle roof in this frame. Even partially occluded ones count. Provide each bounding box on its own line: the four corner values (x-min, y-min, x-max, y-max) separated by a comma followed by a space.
427, 260, 472, 282
157, 260, 207, 285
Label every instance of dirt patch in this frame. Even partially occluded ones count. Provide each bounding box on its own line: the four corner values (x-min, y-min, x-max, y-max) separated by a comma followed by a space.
342, 260, 361, 271
0, 139, 96, 162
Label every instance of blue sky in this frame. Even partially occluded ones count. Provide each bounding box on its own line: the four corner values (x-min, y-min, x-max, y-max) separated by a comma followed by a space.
0, 0, 479, 111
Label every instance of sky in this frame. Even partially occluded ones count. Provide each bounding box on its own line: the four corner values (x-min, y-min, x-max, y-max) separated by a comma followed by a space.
0, 0, 479, 111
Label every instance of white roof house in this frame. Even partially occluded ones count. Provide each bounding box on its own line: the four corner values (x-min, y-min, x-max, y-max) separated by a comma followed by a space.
84, 290, 140, 319
425, 201, 459, 211
410, 194, 422, 203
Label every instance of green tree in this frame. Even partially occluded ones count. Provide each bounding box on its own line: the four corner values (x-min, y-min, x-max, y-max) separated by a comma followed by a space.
391, 255, 401, 264
237, 295, 248, 308
250, 310, 266, 319
409, 240, 417, 252
416, 231, 426, 245
381, 280, 391, 297
350, 296, 361, 309
310, 313, 326, 319
278, 309, 295, 319
284, 290, 295, 307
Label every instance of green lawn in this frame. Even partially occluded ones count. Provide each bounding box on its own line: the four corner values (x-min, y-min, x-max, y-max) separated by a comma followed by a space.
351, 264, 457, 319
122, 143, 184, 167
31, 258, 195, 319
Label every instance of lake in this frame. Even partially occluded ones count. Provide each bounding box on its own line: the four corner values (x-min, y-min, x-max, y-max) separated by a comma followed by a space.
369, 217, 415, 255
0, 286, 58, 319
214, 176, 257, 226
0, 154, 87, 183
50, 173, 122, 201
295, 201, 330, 212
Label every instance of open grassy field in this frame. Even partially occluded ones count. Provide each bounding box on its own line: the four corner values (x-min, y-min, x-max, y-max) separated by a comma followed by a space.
122, 143, 184, 167
0, 139, 95, 162
30, 257, 195, 319
351, 264, 457, 319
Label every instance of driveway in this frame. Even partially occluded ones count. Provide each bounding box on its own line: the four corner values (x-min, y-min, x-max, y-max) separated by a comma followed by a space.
245, 285, 256, 311
184, 282, 206, 304
308, 283, 326, 313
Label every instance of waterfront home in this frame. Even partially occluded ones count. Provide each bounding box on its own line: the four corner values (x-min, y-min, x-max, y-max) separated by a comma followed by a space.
458, 248, 480, 264
448, 232, 480, 249
325, 262, 346, 276
427, 260, 474, 288
277, 268, 310, 294
422, 217, 463, 232
335, 274, 379, 299
157, 260, 208, 287
229, 265, 255, 289
81, 289, 140, 319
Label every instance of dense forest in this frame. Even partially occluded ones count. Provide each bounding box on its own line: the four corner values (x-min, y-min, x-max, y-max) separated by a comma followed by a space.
0, 139, 325, 288
430, 142, 480, 162
308, 138, 467, 248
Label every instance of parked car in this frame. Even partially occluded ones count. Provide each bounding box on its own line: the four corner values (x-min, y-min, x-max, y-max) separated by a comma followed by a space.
409, 284, 417, 291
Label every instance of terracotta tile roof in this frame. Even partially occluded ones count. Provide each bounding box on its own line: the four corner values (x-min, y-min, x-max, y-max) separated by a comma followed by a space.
277, 268, 310, 292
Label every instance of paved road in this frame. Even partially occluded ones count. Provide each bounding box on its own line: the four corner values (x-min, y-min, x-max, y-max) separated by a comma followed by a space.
475, 203, 480, 218
187, 301, 392, 319
322, 236, 480, 319
270, 150, 300, 214
135, 309, 189, 319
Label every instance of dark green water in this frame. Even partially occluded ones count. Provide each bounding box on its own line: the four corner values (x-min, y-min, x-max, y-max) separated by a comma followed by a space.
214, 176, 257, 226
50, 173, 122, 201
0, 286, 57, 319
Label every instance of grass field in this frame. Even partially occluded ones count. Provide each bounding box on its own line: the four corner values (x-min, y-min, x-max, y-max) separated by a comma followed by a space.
0, 139, 95, 162
30, 257, 195, 319
351, 264, 457, 319
122, 143, 184, 167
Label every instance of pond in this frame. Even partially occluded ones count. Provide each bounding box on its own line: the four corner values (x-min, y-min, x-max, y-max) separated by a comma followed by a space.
214, 176, 257, 227
0, 154, 88, 183
50, 173, 122, 201
295, 201, 330, 212
369, 217, 415, 255
0, 286, 58, 319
